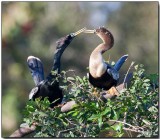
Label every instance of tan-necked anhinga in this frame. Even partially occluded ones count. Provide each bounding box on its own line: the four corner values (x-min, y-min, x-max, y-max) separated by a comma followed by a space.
27, 28, 86, 107
84, 27, 128, 90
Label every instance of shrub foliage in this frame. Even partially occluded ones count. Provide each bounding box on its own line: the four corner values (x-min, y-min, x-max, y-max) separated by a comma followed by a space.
23, 64, 158, 137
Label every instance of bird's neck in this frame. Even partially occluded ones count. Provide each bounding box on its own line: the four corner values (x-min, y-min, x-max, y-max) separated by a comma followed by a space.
89, 43, 110, 78
94, 43, 111, 53
52, 35, 73, 73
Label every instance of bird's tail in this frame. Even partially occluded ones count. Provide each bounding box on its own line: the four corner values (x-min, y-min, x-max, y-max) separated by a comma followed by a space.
114, 54, 128, 71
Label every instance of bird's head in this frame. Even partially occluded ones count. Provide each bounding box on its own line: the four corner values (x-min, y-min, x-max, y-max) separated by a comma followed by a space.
84, 27, 114, 49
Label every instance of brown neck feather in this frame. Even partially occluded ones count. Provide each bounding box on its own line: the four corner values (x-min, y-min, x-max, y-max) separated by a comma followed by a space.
92, 43, 111, 54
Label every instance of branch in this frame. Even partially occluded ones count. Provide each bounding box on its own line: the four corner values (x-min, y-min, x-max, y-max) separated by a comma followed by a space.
9, 125, 36, 137
108, 120, 144, 133
123, 127, 143, 134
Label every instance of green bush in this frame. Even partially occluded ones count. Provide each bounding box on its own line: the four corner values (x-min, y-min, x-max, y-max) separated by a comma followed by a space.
23, 64, 158, 137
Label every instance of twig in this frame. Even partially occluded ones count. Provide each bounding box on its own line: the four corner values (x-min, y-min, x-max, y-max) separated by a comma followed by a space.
57, 127, 75, 137
123, 127, 144, 134
109, 120, 144, 132
109, 120, 138, 129
123, 61, 134, 87
65, 118, 77, 126
123, 112, 127, 127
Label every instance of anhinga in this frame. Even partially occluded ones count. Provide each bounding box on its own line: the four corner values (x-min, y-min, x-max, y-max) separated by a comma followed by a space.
84, 27, 128, 90
27, 28, 86, 107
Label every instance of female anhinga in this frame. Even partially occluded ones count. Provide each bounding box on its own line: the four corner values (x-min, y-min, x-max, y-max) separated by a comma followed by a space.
84, 27, 128, 90
27, 28, 85, 107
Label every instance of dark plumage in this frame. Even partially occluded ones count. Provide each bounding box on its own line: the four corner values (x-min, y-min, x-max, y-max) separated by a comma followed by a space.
28, 28, 85, 107
30, 80, 63, 107
89, 69, 117, 90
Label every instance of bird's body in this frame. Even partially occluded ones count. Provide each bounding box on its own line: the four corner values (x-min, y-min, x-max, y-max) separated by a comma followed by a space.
28, 28, 86, 107
89, 44, 108, 78
84, 27, 128, 90
28, 34, 75, 107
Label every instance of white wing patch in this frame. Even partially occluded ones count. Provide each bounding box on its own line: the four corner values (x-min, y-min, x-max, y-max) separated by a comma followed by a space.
29, 87, 39, 100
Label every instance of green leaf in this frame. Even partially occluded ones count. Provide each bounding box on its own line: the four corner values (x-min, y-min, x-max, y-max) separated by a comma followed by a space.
103, 123, 110, 129
116, 132, 124, 137
101, 107, 111, 116
143, 79, 150, 82
67, 77, 75, 81
96, 102, 99, 108
111, 123, 123, 132
67, 110, 76, 115
72, 111, 78, 117
76, 76, 83, 83
27, 105, 35, 112
75, 89, 81, 95
62, 120, 68, 126
39, 111, 48, 117
42, 97, 51, 108
142, 119, 151, 125
134, 65, 139, 70
110, 109, 118, 120
148, 106, 158, 113
88, 114, 99, 120
98, 116, 102, 128
23, 109, 30, 116
69, 131, 74, 137
111, 61, 115, 66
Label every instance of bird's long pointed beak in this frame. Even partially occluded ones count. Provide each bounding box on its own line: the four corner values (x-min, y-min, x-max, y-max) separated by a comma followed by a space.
73, 27, 87, 36
83, 29, 96, 34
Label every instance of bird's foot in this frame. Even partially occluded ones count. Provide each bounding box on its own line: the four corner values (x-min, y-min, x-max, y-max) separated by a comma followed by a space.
101, 86, 119, 99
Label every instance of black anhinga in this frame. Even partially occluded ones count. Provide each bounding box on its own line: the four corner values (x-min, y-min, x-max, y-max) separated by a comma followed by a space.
84, 27, 128, 90
27, 28, 86, 107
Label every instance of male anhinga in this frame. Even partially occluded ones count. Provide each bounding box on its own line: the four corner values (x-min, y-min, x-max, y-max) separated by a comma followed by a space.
27, 28, 85, 107
84, 27, 128, 90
